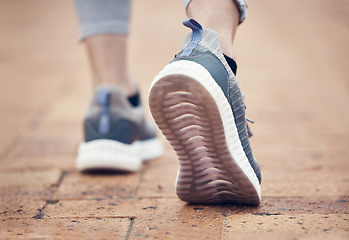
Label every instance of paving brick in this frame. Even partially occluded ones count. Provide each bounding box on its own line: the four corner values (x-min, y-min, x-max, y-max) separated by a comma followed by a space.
137, 143, 178, 198
0, 169, 61, 188
2, 136, 78, 170
252, 122, 349, 153
0, 217, 130, 239
253, 149, 349, 197
41, 197, 349, 239
261, 176, 348, 197
43, 198, 157, 219
130, 198, 225, 239
0, 169, 62, 220
52, 171, 141, 200
5, 156, 75, 172
0, 169, 62, 202
44, 198, 226, 239
0, 198, 46, 221
223, 214, 349, 238
0, 0, 349, 239
31, 91, 87, 138
224, 196, 349, 215
221, 232, 349, 240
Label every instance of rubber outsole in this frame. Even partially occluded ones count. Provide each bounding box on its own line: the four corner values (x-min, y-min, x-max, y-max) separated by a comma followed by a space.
149, 60, 261, 205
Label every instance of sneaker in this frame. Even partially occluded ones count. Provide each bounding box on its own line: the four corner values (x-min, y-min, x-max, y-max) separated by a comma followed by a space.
149, 19, 261, 205
77, 85, 164, 172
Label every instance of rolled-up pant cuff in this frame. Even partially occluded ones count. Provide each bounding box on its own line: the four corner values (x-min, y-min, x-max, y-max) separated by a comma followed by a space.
182, 0, 248, 24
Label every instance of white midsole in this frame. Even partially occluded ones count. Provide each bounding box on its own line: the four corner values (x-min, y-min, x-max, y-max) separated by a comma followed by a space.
76, 138, 164, 172
136, 137, 164, 161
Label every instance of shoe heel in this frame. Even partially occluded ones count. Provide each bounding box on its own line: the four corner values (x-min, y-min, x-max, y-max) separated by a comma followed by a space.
149, 60, 261, 205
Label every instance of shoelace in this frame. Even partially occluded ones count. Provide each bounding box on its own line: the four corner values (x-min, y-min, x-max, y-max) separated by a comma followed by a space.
242, 94, 254, 138
246, 117, 254, 138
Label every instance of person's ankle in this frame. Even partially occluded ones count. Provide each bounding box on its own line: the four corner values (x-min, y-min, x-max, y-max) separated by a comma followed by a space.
93, 79, 138, 97
220, 44, 235, 60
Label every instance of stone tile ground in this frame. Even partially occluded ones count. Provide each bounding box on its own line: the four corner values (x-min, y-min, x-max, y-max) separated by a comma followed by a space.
0, 0, 348, 239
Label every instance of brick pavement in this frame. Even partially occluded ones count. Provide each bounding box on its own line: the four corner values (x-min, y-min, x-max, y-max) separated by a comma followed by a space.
0, 0, 348, 239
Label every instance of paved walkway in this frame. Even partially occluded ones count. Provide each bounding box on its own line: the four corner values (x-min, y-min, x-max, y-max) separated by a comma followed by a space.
0, 0, 348, 239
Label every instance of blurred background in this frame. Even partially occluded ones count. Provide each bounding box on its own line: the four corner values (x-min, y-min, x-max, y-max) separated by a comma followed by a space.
0, 0, 348, 208
0, 0, 348, 238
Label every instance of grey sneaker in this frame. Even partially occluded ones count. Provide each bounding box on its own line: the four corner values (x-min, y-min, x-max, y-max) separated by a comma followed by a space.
77, 85, 164, 172
149, 19, 261, 205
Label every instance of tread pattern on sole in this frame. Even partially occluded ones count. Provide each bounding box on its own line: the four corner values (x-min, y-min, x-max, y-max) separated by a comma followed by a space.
149, 60, 261, 205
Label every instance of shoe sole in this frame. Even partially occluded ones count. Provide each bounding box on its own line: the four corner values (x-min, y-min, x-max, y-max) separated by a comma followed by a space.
76, 138, 163, 172
149, 60, 261, 205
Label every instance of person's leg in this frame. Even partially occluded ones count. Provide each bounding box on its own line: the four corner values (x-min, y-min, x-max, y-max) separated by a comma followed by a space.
74, 0, 136, 96
185, 0, 240, 59
85, 35, 136, 96
74, 0, 163, 172
149, 1, 261, 205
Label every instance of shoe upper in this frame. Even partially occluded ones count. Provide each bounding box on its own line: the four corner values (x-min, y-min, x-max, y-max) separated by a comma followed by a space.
84, 85, 157, 144
173, 19, 261, 183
